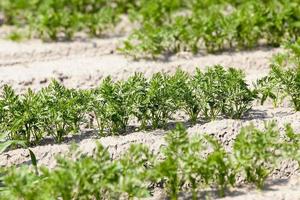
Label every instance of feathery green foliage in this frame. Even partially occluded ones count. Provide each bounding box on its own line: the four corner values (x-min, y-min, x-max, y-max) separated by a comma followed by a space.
256, 39, 300, 111
1, 123, 298, 199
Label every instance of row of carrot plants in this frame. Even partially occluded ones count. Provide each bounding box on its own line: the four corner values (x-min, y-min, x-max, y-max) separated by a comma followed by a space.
121, 0, 300, 58
0, 0, 299, 56
0, 0, 194, 40
0, 0, 125, 40
0, 60, 299, 146
0, 38, 299, 146
0, 122, 299, 199
0, 65, 256, 145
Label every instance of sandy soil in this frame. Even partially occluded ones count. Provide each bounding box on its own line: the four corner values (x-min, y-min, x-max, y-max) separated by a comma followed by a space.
0, 36, 281, 92
149, 176, 300, 200
1, 106, 299, 169
0, 35, 299, 199
1, 106, 299, 199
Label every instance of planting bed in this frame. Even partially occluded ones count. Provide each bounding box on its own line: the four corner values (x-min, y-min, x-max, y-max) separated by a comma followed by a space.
0, 1, 300, 199
0, 39, 280, 92
0, 36, 300, 199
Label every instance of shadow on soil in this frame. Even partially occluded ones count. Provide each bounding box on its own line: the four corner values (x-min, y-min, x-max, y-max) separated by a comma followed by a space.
34, 107, 293, 147
174, 178, 290, 200
35, 118, 204, 147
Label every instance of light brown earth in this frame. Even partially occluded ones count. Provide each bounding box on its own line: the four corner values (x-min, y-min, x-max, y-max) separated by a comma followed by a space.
0, 37, 281, 92
0, 35, 300, 199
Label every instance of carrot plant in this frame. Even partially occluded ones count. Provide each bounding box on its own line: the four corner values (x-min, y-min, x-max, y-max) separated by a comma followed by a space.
269, 65, 300, 111
0, 86, 44, 145
198, 9, 230, 53
233, 122, 283, 189
181, 136, 207, 200
146, 72, 176, 129
254, 75, 284, 108
194, 66, 225, 120
154, 124, 236, 199
0, 0, 35, 25
169, 69, 201, 124
0, 85, 22, 141
221, 68, 255, 119
193, 66, 254, 120
128, 0, 187, 26
87, 88, 110, 135
39, 80, 87, 143
14, 89, 45, 144
115, 144, 154, 199
125, 73, 149, 129
0, 166, 45, 200
204, 135, 236, 197
96, 77, 133, 134
257, 39, 300, 111
153, 124, 189, 199
280, 124, 300, 168
121, 22, 172, 59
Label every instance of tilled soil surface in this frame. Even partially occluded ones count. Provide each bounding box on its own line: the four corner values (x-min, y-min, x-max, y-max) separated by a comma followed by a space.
0, 35, 299, 199
0, 37, 281, 92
